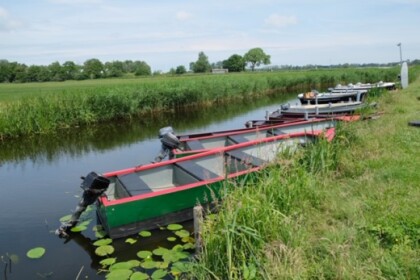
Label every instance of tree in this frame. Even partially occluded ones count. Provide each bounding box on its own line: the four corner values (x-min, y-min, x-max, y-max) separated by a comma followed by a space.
104, 61, 124, 78
191, 52, 211, 73
133, 61, 151, 76
175, 65, 187, 75
243, 48, 271, 71
83, 58, 104, 79
48, 61, 65, 81
223, 54, 246, 72
62, 61, 79, 80
0, 60, 12, 82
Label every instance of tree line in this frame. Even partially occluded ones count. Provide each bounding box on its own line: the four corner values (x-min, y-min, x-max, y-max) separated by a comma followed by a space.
0, 47, 271, 83
0, 58, 152, 83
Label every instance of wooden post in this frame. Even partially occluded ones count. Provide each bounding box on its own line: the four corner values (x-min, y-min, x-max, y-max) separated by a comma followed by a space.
194, 205, 203, 254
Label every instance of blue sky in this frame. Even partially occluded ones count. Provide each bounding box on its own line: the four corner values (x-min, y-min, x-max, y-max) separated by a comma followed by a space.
1, 0, 419, 71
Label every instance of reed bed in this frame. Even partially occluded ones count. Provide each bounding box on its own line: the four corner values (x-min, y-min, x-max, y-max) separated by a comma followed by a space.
0, 68, 400, 140
190, 76, 420, 279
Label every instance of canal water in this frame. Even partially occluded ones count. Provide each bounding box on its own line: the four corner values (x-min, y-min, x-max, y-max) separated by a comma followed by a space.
0, 93, 298, 279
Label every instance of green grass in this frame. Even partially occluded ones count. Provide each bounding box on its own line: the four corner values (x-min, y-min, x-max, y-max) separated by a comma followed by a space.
191, 77, 420, 279
0, 68, 402, 139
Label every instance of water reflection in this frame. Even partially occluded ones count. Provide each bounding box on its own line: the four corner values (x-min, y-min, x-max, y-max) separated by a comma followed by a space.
0, 93, 295, 165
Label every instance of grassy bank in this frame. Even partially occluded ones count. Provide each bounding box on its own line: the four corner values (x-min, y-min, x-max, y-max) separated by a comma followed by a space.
0, 68, 400, 140
192, 78, 420, 278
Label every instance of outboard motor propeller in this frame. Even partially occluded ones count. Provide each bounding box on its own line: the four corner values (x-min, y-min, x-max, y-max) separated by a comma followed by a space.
56, 172, 110, 238
153, 126, 181, 162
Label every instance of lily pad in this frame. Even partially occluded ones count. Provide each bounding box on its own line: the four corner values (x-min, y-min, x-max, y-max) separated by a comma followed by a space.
153, 247, 169, 256
95, 245, 114, 256
95, 230, 107, 239
175, 229, 190, 238
130, 271, 149, 280
26, 247, 46, 259
140, 260, 157, 269
138, 231, 151, 237
93, 238, 113, 246
167, 237, 177, 242
106, 269, 132, 280
125, 238, 137, 245
70, 225, 87, 232
59, 214, 72, 223
167, 224, 183, 231
109, 261, 138, 271
151, 269, 167, 279
100, 258, 117, 268
136, 250, 152, 259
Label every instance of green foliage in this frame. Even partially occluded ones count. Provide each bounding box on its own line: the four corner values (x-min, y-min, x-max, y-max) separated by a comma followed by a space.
223, 54, 246, 72
83, 58, 104, 79
0, 67, 400, 140
175, 65, 187, 74
134, 61, 151, 76
191, 51, 211, 73
95, 245, 115, 256
244, 48, 271, 71
190, 76, 420, 279
26, 247, 46, 259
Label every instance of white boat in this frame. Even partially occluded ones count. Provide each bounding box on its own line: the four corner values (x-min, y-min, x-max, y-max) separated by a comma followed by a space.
269, 101, 371, 118
331, 81, 396, 92
297, 89, 367, 104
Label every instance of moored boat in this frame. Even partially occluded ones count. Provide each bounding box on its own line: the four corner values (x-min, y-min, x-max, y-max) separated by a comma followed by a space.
297, 89, 367, 105
331, 81, 396, 92
169, 117, 347, 158
269, 101, 370, 118
59, 128, 334, 239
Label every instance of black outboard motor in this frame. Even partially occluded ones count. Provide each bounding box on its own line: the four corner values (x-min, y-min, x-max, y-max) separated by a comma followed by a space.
153, 126, 181, 162
56, 172, 110, 238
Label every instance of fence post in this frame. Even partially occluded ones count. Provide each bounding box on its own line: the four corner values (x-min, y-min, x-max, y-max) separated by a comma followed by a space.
194, 205, 203, 254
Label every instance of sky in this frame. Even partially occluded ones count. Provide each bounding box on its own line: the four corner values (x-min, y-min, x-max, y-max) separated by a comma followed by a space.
1, 0, 419, 72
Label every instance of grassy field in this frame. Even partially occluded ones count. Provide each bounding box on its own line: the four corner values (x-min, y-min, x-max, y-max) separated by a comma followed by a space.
0, 68, 401, 140
192, 78, 420, 279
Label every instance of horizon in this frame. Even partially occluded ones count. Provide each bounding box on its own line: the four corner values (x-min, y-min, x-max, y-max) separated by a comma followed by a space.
1, 0, 419, 72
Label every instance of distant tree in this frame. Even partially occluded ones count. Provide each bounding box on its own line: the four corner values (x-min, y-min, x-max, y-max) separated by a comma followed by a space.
133, 61, 151, 76
37, 66, 51, 82
175, 65, 187, 75
62, 61, 79, 80
26, 65, 42, 82
83, 58, 104, 79
223, 54, 246, 72
244, 48, 271, 71
0, 60, 12, 82
191, 52, 211, 73
104, 61, 124, 78
12, 63, 28, 82
48, 61, 65, 81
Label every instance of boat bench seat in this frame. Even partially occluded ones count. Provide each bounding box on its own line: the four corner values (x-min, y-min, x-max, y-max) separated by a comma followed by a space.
117, 173, 153, 196
175, 161, 220, 181
227, 134, 249, 144
266, 129, 287, 136
186, 140, 205, 150
226, 150, 267, 167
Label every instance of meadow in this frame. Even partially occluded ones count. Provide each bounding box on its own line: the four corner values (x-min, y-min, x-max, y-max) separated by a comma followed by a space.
0, 68, 400, 140
191, 75, 420, 279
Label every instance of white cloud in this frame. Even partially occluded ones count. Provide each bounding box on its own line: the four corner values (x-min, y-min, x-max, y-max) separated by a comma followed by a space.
0, 6, 23, 32
264, 14, 297, 28
176, 11, 192, 21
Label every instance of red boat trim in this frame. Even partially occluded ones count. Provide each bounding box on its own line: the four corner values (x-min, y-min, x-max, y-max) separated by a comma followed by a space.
100, 129, 329, 206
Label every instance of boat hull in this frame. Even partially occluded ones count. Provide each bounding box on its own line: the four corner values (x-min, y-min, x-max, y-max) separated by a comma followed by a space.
96, 130, 331, 238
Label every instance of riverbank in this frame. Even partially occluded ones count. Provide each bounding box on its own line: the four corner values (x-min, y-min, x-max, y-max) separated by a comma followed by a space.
0, 68, 399, 140
192, 77, 420, 279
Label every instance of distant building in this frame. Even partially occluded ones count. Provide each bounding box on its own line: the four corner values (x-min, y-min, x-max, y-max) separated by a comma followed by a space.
212, 68, 228, 74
